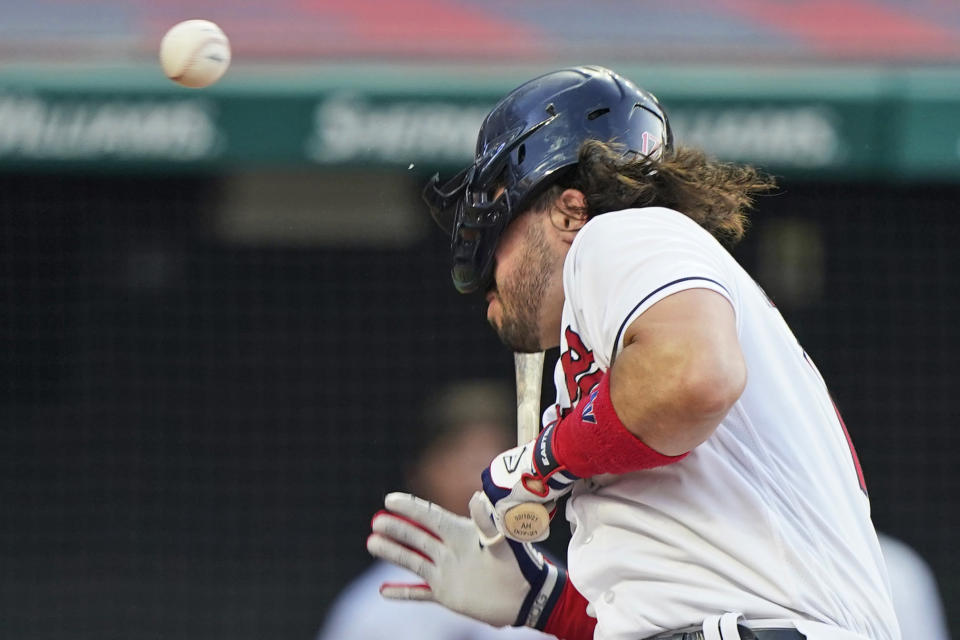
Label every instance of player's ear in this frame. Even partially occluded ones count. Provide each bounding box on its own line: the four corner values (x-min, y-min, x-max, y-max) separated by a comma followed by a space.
549, 188, 588, 233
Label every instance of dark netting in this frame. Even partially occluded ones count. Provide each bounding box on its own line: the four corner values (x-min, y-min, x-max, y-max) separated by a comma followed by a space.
1, 174, 956, 638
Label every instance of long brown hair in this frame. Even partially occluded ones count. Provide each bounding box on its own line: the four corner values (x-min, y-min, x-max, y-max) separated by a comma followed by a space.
539, 140, 777, 247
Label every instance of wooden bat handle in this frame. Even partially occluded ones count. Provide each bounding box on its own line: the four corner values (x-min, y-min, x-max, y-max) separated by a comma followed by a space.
514, 352, 544, 443
506, 352, 551, 541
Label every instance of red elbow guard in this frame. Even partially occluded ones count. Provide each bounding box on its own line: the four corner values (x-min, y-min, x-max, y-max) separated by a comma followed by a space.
552, 371, 688, 478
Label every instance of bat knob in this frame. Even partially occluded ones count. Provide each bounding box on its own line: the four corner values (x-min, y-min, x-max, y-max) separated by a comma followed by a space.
503, 502, 551, 541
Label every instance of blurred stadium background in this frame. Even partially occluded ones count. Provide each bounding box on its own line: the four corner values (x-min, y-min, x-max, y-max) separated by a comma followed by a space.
2, 1, 958, 638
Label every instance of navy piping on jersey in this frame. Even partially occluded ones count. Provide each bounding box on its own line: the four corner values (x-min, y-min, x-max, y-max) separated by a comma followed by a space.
609, 276, 730, 365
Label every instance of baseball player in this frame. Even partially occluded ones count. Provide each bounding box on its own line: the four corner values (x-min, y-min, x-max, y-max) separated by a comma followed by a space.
367, 66, 900, 640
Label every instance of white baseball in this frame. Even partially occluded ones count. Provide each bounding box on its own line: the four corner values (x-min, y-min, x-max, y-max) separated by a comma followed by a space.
159, 20, 231, 89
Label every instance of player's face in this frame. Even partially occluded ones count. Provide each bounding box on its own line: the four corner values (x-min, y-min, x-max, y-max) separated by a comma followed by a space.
485, 211, 562, 353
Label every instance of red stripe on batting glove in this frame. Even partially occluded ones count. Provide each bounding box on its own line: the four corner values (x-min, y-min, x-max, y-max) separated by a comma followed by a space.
379, 582, 431, 594
371, 509, 443, 541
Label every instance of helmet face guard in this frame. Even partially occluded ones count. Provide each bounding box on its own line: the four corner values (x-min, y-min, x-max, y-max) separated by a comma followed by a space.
423, 170, 514, 294
423, 119, 554, 293
423, 66, 673, 294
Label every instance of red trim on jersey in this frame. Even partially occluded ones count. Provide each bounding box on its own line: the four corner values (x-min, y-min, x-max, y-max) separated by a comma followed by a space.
553, 371, 688, 478
833, 402, 868, 495
801, 351, 868, 496
542, 579, 596, 640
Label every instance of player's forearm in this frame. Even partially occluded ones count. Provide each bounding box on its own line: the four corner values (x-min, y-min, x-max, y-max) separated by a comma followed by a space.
609, 333, 746, 456
506, 294, 745, 495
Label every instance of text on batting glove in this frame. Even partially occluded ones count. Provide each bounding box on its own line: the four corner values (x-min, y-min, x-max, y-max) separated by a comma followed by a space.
366, 492, 567, 630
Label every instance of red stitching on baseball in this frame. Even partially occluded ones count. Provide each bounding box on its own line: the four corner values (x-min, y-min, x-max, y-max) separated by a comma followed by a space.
169, 36, 228, 82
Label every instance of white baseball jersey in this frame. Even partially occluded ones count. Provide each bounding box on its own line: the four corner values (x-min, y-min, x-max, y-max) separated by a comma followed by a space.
542, 208, 899, 640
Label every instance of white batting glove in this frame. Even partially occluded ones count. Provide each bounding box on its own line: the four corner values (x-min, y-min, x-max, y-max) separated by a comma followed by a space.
367, 492, 567, 629
479, 422, 579, 543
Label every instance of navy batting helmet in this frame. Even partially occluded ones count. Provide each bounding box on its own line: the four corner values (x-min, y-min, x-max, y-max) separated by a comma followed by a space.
423, 65, 672, 294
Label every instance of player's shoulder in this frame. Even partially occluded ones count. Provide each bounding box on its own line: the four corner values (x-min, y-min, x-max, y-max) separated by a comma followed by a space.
572, 206, 707, 254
